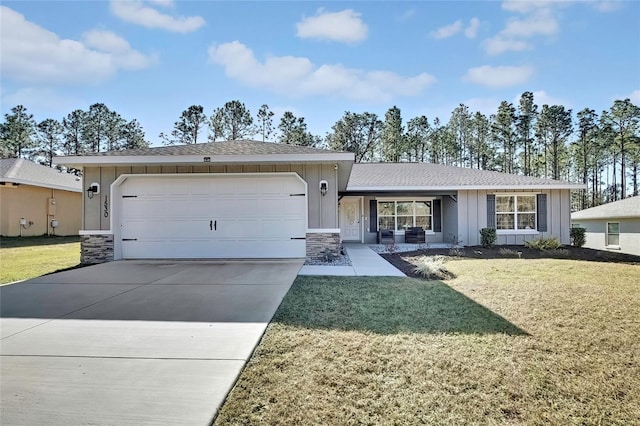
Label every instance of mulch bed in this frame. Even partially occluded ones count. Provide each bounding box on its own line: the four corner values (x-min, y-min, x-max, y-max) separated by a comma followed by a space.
380, 245, 640, 279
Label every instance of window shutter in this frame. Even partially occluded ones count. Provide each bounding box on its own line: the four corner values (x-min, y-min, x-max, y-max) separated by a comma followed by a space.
487, 194, 496, 229
537, 194, 547, 232
433, 199, 442, 232
369, 199, 378, 232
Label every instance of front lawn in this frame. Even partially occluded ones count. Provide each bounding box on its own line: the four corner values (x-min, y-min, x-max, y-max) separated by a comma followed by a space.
215, 259, 640, 425
0, 236, 81, 284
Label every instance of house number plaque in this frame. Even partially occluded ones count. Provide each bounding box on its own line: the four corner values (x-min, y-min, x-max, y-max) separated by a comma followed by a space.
104, 195, 109, 218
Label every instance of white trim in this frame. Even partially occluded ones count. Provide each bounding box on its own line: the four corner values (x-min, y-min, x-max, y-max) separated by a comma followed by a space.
0, 178, 82, 193
306, 228, 341, 233
79, 230, 113, 235
55, 153, 353, 167
348, 184, 585, 191
496, 230, 540, 235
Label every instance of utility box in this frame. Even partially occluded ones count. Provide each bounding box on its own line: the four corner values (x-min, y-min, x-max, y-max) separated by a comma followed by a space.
48, 198, 57, 215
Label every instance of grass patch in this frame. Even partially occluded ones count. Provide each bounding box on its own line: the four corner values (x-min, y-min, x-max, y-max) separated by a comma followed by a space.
215, 259, 640, 425
0, 236, 81, 284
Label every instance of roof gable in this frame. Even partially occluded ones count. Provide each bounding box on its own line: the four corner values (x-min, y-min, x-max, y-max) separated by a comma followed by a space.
346, 162, 585, 191
0, 158, 82, 192
572, 196, 640, 220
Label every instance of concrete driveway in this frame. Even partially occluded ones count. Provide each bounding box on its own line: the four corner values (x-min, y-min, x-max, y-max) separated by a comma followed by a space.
0, 259, 302, 426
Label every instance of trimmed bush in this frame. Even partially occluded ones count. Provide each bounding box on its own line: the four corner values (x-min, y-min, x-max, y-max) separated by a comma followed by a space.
524, 236, 562, 250
479, 227, 496, 248
413, 256, 455, 280
570, 227, 586, 247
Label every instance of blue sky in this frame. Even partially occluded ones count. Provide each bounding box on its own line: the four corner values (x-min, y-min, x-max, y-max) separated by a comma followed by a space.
1, 1, 639, 147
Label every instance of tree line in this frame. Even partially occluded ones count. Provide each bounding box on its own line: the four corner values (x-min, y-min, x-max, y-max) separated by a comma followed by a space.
2, 94, 639, 209
0, 103, 148, 167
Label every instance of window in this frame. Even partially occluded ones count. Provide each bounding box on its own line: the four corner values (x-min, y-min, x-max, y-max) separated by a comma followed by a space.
495, 195, 536, 231
378, 200, 432, 231
606, 222, 619, 246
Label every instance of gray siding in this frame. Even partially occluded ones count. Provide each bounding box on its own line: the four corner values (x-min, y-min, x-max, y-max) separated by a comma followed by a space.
442, 195, 458, 244
458, 188, 572, 246
82, 163, 339, 231
571, 218, 640, 256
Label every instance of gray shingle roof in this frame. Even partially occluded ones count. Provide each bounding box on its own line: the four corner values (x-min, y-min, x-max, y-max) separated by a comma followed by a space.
571, 196, 640, 220
346, 162, 584, 190
77, 140, 345, 156
0, 158, 82, 192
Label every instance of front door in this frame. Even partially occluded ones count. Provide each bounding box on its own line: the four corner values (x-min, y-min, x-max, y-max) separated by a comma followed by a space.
340, 198, 361, 242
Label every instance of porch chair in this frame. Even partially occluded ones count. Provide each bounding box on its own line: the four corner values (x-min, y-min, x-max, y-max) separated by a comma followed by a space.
404, 227, 426, 244
378, 229, 395, 244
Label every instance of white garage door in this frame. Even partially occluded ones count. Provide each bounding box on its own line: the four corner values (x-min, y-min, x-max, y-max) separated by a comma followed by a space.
118, 174, 307, 259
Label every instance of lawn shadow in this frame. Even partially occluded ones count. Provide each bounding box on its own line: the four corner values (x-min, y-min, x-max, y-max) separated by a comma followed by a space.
0, 235, 80, 249
274, 276, 528, 336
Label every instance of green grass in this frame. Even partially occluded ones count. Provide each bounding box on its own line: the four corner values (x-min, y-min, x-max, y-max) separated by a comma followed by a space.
0, 236, 81, 284
215, 259, 640, 425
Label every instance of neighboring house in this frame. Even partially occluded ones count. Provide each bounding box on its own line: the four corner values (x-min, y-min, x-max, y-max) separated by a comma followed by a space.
571, 196, 640, 256
54, 140, 584, 264
0, 158, 82, 237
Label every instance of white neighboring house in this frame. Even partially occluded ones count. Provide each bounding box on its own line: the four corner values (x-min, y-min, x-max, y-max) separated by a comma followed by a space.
571, 196, 640, 256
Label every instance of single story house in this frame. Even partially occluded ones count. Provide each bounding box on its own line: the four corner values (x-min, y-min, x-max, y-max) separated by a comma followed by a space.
1, 158, 82, 237
54, 140, 584, 264
571, 196, 640, 256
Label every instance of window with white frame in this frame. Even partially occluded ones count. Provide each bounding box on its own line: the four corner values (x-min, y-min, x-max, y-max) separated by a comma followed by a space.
378, 200, 432, 231
606, 222, 619, 246
495, 195, 536, 230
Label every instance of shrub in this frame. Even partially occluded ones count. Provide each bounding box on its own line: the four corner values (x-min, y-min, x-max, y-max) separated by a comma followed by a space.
524, 236, 562, 250
413, 256, 455, 280
570, 227, 586, 247
479, 228, 496, 248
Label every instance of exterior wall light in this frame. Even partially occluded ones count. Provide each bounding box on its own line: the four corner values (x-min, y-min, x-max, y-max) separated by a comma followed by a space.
87, 182, 100, 199
319, 180, 328, 196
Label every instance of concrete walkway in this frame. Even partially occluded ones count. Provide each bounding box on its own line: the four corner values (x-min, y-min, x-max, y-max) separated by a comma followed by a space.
0, 260, 302, 426
299, 243, 406, 277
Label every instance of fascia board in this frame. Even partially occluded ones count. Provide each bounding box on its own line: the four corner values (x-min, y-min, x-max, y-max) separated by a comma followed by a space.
54, 153, 354, 166
347, 184, 587, 191
1, 177, 82, 192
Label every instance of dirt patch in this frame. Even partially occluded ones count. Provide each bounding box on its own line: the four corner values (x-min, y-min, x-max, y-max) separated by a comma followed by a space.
381, 245, 640, 279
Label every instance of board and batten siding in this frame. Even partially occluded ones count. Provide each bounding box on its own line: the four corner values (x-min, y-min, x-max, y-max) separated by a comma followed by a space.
457, 189, 571, 246
82, 163, 338, 231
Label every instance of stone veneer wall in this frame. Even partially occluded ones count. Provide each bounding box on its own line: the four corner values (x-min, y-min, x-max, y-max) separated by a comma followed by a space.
81, 234, 114, 264
306, 232, 341, 261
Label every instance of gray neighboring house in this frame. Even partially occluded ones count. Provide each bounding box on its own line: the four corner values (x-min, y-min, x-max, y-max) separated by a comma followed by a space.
571, 196, 640, 256
54, 140, 584, 264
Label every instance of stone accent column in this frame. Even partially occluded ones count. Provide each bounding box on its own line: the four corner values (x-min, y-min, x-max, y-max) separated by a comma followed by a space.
80, 233, 114, 264
306, 230, 341, 261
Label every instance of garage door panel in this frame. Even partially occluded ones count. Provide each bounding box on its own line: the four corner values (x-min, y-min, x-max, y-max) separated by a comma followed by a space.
119, 175, 306, 259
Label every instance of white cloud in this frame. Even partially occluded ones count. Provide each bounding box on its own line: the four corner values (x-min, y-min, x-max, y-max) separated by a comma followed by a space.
110, 0, 205, 33
463, 65, 535, 88
296, 9, 368, 44
512, 90, 568, 107
431, 20, 462, 39
465, 17, 481, 38
484, 3, 561, 55
484, 37, 532, 55
502, 1, 556, 14
397, 9, 417, 22
626, 90, 640, 104
82, 30, 156, 70
0, 6, 155, 85
592, 1, 622, 12
2, 87, 80, 112
208, 41, 435, 103
501, 9, 558, 37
